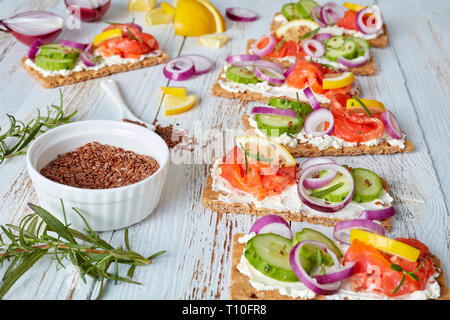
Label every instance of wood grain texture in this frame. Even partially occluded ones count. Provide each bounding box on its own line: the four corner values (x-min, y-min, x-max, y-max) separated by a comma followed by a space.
0, 0, 448, 300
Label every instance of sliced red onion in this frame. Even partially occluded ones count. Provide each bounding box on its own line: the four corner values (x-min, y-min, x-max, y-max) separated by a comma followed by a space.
251, 106, 298, 118
320, 3, 344, 26
304, 108, 335, 136
360, 206, 397, 220
226, 7, 258, 22
252, 60, 284, 72
311, 7, 327, 28
226, 54, 260, 64
28, 39, 42, 59
300, 157, 336, 170
303, 168, 337, 189
381, 110, 402, 139
303, 87, 321, 111
80, 50, 96, 67
0, 11, 64, 46
284, 62, 297, 77
179, 54, 212, 75
313, 33, 332, 43
333, 219, 386, 245
302, 39, 325, 58
337, 48, 369, 68
356, 7, 383, 35
85, 43, 93, 54
60, 39, 87, 51
163, 57, 196, 81
290, 240, 341, 295
252, 35, 277, 57
65, 0, 111, 22
253, 66, 285, 85
315, 262, 356, 284
297, 163, 354, 213
249, 215, 292, 239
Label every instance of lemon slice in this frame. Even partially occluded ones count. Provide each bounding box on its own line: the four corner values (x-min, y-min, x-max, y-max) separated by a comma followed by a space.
163, 94, 197, 115
275, 19, 320, 42
343, 2, 366, 12
161, 87, 187, 97
93, 28, 122, 47
197, 0, 226, 33
127, 0, 157, 11
346, 98, 386, 114
174, 0, 225, 36
146, 8, 174, 26
198, 32, 229, 48
322, 72, 355, 89
235, 135, 297, 168
161, 1, 176, 15
350, 229, 421, 262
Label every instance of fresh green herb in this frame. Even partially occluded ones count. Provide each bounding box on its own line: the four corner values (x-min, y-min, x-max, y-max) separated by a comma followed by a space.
247, 151, 273, 162
0, 90, 76, 164
126, 27, 143, 44
316, 248, 326, 275
390, 261, 423, 295
353, 97, 372, 117
273, 40, 286, 53
298, 27, 320, 41
0, 201, 166, 299
310, 183, 344, 198
239, 142, 250, 175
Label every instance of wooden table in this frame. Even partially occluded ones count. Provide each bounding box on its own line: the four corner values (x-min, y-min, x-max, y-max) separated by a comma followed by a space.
0, 0, 448, 299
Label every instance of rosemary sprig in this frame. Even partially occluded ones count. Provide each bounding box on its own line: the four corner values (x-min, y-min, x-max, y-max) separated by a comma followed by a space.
0, 201, 166, 299
0, 90, 76, 164
273, 40, 285, 53
390, 261, 423, 295
298, 27, 320, 41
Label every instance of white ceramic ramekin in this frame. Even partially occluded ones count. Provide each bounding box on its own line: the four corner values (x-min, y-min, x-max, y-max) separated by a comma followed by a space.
26, 120, 169, 232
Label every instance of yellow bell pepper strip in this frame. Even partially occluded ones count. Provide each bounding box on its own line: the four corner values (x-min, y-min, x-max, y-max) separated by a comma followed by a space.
93, 28, 123, 47
343, 2, 367, 12
350, 229, 421, 262
346, 98, 386, 114
322, 72, 355, 89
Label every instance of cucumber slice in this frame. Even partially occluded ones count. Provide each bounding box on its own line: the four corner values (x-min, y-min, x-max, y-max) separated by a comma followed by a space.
35, 56, 76, 71
311, 172, 352, 202
39, 43, 80, 60
325, 36, 345, 49
325, 39, 357, 61
245, 233, 306, 282
281, 3, 302, 21
352, 168, 383, 203
296, 0, 320, 19
268, 97, 296, 110
293, 228, 343, 259
352, 37, 370, 57
226, 66, 259, 84
256, 114, 303, 137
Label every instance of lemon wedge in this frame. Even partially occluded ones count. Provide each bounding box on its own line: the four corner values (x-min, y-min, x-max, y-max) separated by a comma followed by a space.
127, 0, 157, 11
146, 8, 174, 26
161, 1, 177, 15
93, 28, 122, 47
350, 229, 421, 262
275, 19, 320, 41
322, 72, 355, 89
343, 2, 366, 12
346, 98, 386, 114
198, 32, 229, 48
174, 0, 226, 36
163, 94, 197, 115
235, 135, 297, 168
161, 87, 187, 97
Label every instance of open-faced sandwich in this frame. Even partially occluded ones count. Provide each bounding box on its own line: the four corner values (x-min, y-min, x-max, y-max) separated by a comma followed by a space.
242, 94, 414, 157
271, 1, 388, 49
212, 55, 359, 105
230, 215, 450, 300
202, 136, 400, 230
21, 22, 169, 88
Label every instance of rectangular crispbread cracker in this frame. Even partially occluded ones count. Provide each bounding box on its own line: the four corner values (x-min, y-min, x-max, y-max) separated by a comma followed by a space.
20, 51, 170, 88
230, 233, 450, 300
246, 39, 377, 76
201, 174, 392, 231
270, 13, 389, 49
242, 115, 414, 157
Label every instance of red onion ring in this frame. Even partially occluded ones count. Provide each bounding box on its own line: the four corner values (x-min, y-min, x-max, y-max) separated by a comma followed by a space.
311, 7, 327, 28
179, 54, 213, 75
297, 163, 354, 213
253, 66, 285, 85
80, 50, 96, 67
226, 54, 260, 64
302, 39, 325, 58
315, 262, 356, 284
284, 62, 297, 77
252, 34, 277, 57
163, 56, 196, 81
356, 7, 383, 35
28, 39, 42, 59
226, 7, 258, 22
60, 39, 88, 51
360, 206, 397, 220
333, 219, 386, 245
303, 168, 337, 189
381, 110, 402, 139
313, 33, 332, 43
290, 240, 341, 295
320, 4, 344, 26
251, 106, 298, 118
304, 108, 335, 136
303, 87, 321, 110
252, 59, 284, 72
337, 48, 369, 68
300, 157, 336, 170
249, 215, 293, 239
